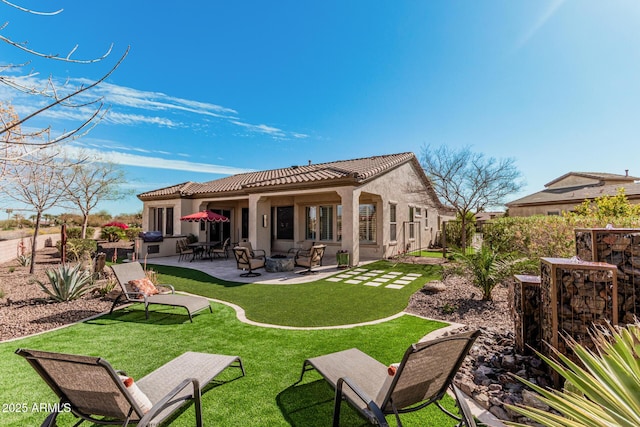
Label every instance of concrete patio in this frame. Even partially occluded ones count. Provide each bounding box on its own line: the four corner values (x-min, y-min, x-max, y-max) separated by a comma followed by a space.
141, 253, 367, 285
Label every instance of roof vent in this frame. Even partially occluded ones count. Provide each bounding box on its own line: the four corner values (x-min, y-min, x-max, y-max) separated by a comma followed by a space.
308, 160, 312, 166
626, 169, 629, 177
291, 165, 298, 169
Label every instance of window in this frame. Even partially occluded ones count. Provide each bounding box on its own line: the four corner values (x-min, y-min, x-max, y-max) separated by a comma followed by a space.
156, 208, 163, 233
547, 211, 560, 216
319, 206, 333, 241
165, 208, 174, 235
408, 206, 415, 239
305, 206, 317, 240
359, 204, 376, 243
389, 204, 397, 241
241, 208, 249, 239
336, 205, 342, 241
276, 206, 294, 240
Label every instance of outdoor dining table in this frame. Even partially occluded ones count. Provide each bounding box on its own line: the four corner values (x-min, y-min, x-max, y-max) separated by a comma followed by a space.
187, 241, 221, 261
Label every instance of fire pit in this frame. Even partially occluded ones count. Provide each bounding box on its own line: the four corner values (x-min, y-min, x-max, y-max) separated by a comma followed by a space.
265, 255, 295, 272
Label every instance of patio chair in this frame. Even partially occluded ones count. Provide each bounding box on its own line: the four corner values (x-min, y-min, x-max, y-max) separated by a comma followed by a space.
211, 237, 230, 259
176, 238, 196, 262
297, 329, 480, 427
294, 244, 326, 274
238, 241, 266, 259
232, 246, 266, 277
110, 262, 212, 322
16, 348, 245, 427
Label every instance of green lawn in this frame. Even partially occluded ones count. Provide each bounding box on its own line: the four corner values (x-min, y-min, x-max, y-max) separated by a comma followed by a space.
0, 262, 464, 426
149, 260, 441, 326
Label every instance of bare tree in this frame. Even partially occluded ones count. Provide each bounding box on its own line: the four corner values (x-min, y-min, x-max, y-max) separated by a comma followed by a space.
3, 147, 69, 273
420, 144, 524, 249
60, 152, 130, 238
0, 1, 128, 166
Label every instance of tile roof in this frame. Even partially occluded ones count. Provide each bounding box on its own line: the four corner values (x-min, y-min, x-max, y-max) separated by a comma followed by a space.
545, 171, 639, 187
507, 182, 640, 207
138, 152, 420, 199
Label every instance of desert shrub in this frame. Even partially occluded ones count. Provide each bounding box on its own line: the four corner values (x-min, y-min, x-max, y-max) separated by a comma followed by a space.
93, 278, 117, 297
65, 227, 83, 239
125, 227, 142, 241
57, 239, 98, 261
35, 263, 94, 302
16, 254, 31, 267
101, 226, 126, 242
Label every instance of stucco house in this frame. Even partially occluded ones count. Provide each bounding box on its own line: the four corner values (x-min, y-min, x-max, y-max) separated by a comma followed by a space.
136, 152, 454, 265
506, 171, 640, 216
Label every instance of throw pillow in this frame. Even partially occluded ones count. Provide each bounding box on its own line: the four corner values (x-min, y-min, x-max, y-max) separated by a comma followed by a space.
128, 278, 159, 299
118, 375, 153, 414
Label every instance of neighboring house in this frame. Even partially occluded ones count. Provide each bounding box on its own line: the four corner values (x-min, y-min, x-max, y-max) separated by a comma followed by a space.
474, 211, 504, 232
506, 171, 640, 217
137, 152, 454, 265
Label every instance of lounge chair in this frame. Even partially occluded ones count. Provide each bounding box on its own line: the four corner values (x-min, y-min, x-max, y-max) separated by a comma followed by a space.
110, 262, 212, 322
298, 329, 480, 427
211, 237, 230, 259
295, 244, 326, 274
238, 241, 266, 259
232, 246, 266, 277
16, 348, 245, 427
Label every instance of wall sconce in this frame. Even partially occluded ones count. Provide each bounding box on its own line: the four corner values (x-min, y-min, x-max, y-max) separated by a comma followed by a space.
262, 214, 268, 228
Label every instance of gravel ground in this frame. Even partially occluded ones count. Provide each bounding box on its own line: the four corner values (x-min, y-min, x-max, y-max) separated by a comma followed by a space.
0, 247, 115, 342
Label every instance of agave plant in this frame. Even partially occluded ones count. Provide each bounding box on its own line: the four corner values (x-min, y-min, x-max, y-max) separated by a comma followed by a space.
506, 322, 640, 427
36, 263, 94, 302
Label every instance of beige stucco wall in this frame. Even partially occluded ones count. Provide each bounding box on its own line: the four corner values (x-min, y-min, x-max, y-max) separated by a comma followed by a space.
138, 161, 449, 263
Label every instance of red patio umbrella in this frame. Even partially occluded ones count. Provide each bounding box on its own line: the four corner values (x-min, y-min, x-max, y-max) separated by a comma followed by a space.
179, 210, 229, 222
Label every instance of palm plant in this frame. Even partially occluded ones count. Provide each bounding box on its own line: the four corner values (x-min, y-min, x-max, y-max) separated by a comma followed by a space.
506, 322, 640, 427
35, 263, 94, 302
452, 244, 526, 300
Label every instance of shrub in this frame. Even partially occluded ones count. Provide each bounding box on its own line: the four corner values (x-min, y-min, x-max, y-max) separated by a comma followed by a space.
101, 226, 125, 242
451, 244, 530, 301
57, 239, 98, 261
125, 227, 142, 241
444, 212, 476, 249
35, 263, 94, 302
16, 254, 31, 267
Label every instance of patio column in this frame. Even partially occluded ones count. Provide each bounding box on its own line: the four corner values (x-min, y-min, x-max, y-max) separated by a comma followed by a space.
248, 194, 271, 256
338, 187, 361, 266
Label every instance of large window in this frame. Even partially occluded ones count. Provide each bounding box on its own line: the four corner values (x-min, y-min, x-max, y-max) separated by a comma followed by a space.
359, 204, 376, 243
305, 206, 317, 240
389, 204, 397, 241
319, 206, 333, 241
276, 206, 294, 240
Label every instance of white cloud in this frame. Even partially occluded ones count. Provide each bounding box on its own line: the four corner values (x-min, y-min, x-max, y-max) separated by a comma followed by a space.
514, 0, 567, 51
64, 146, 254, 175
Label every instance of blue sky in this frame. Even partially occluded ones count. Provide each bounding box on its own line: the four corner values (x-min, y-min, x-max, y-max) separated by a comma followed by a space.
2, 0, 640, 216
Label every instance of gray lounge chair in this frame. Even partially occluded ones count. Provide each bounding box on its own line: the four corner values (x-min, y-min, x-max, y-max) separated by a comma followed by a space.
16, 348, 245, 427
298, 329, 480, 427
110, 262, 211, 322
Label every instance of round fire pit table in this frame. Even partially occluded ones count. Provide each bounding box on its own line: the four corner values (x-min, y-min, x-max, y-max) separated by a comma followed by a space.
265, 255, 295, 272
